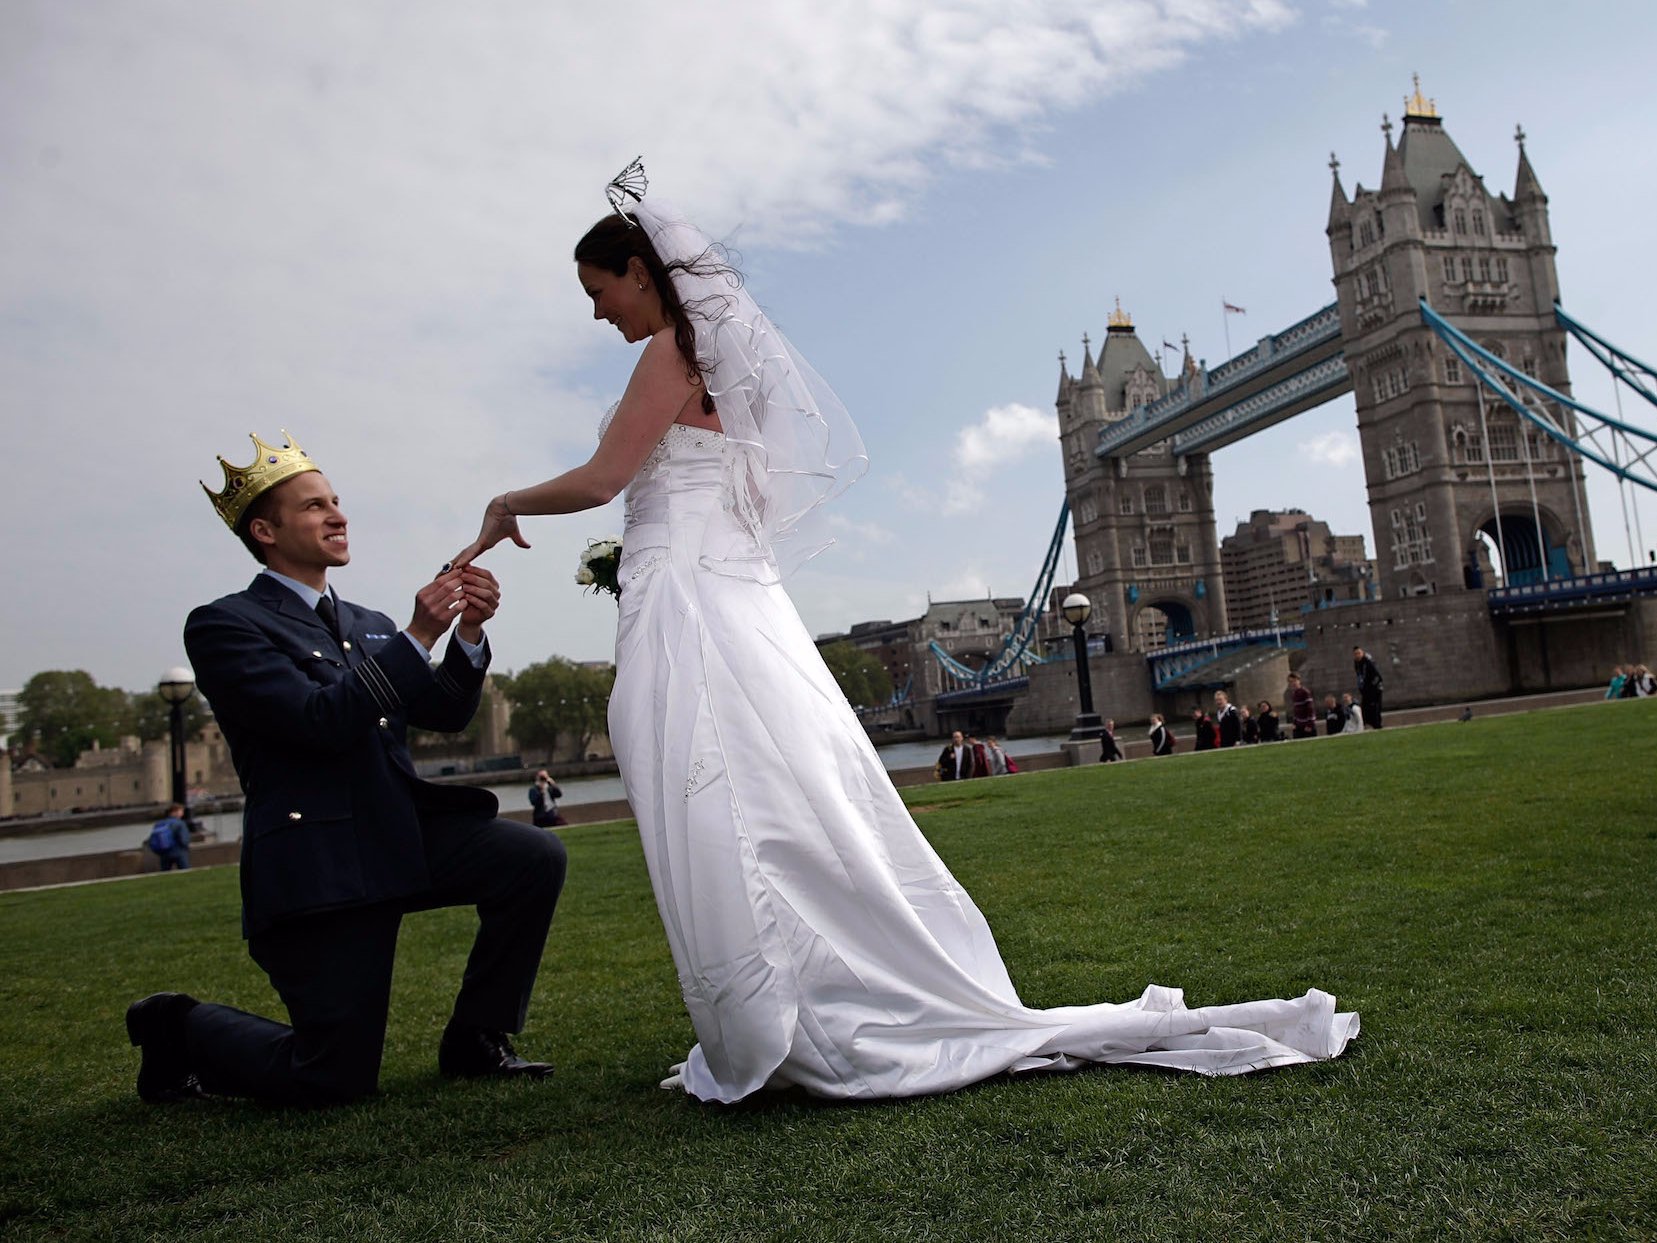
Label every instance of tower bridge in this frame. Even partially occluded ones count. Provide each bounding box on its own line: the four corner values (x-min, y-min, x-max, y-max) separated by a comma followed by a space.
894, 80, 1656, 736
1064, 77, 1626, 653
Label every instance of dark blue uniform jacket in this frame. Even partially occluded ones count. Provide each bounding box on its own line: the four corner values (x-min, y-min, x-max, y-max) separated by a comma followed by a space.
184, 575, 497, 937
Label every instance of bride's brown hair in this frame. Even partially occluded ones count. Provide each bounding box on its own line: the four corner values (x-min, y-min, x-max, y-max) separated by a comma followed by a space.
574, 215, 738, 416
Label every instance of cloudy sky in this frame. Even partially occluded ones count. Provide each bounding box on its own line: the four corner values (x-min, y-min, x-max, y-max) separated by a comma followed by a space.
5, 0, 1655, 695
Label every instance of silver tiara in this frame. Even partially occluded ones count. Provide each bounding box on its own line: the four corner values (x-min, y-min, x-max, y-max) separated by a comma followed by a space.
605, 157, 648, 226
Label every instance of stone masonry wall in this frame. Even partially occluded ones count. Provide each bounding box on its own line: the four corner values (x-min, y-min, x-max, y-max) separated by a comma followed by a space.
1296, 588, 1507, 708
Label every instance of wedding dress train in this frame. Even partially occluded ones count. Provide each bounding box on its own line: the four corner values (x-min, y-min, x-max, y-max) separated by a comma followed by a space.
607, 423, 1357, 1103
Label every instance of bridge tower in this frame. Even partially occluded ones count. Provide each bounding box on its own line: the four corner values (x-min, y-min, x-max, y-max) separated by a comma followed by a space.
1326, 80, 1594, 596
1058, 305, 1227, 651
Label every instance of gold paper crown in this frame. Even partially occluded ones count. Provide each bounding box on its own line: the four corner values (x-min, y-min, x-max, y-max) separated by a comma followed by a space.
200, 429, 321, 531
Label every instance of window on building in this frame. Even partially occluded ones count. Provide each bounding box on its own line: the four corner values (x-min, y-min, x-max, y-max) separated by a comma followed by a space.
1390, 506, 1434, 568
1453, 208, 1468, 235
1149, 534, 1174, 566
1358, 220, 1374, 248
1176, 544, 1192, 564
1178, 489, 1192, 513
1478, 257, 1491, 282
1521, 353, 1536, 377
1472, 209, 1486, 235
1445, 355, 1461, 384
1495, 257, 1509, 282
1079, 497, 1097, 524
1461, 257, 1474, 282
1119, 493, 1134, 515
1145, 485, 1167, 515
1371, 264, 1387, 292
1443, 256, 1457, 282
1131, 545, 1147, 568
1487, 423, 1519, 461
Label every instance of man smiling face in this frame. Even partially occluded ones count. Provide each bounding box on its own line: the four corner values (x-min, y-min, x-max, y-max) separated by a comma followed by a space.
248, 471, 349, 587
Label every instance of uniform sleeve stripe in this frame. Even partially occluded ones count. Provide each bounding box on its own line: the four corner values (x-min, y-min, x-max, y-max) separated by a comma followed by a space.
354, 658, 401, 713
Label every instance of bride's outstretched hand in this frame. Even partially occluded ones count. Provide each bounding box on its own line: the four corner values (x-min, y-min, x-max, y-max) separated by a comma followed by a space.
453, 494, 531, 568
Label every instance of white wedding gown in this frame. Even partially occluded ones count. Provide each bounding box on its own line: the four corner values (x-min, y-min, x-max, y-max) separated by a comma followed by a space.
608, 423, 1358, 1103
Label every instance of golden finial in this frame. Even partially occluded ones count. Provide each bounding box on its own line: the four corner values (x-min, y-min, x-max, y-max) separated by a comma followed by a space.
200, 429, 322, 531
1107, 297, 1133, 330
1404, 73, 1438, 119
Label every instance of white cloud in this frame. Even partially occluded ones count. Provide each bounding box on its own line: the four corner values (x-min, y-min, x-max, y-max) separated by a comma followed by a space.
941, 403, 1059, 515
1299, 429, 1362, 468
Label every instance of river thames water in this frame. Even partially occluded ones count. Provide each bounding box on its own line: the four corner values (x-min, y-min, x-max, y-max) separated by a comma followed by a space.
0, 733, 1070, 865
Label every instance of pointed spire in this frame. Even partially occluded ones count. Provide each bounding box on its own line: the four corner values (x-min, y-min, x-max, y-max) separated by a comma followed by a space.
1079, 333, 1102, 388
1327, 151, 1349, 228
1514, 123, 1545, 201
1055, 350, 1072, 404
1380, 116, 1409, 195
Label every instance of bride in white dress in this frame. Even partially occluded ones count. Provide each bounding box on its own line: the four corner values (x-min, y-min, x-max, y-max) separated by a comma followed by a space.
458, 167, 1357, 1103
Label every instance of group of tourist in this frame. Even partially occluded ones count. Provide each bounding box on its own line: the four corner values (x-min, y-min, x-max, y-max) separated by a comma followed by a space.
1120, 646, 1387, 757
935, 730, 1018, 780
1605, 663, 1656, 699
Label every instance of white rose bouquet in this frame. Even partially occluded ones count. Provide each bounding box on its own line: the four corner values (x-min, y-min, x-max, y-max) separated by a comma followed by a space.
576, 537, 623, 598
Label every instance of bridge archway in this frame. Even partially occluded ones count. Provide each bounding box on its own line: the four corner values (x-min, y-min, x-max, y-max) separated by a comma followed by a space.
1131, 599, 1195, 651
1473, 507, 1571, 588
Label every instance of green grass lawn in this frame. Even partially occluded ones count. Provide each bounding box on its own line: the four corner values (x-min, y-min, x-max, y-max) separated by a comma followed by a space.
3, 702, 1655, 1241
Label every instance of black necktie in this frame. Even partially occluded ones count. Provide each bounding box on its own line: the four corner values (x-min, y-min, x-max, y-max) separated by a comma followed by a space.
315, 594, 342, 646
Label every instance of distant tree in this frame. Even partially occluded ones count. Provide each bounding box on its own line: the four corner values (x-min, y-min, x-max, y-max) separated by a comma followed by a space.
499, 660, 616, 759
818, 642, 893, 709
17, 670, 135, 767
130, 689, 211, 744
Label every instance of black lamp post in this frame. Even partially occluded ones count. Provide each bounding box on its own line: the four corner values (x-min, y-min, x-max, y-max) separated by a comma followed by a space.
1061, 593, 1105, 741
157, 667, 195, 808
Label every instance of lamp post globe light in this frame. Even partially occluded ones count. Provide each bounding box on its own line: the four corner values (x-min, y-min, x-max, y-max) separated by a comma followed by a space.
1060, 593, 1105, 742
157, 666, 195, 808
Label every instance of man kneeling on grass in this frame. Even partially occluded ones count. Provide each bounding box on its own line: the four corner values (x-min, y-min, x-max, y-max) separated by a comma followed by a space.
124, 431, 566, 1107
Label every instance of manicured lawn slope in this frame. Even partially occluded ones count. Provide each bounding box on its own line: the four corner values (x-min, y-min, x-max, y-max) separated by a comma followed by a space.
2, 702, 1654, 1240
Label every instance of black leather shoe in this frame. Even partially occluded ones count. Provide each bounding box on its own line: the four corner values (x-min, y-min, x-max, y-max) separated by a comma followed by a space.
438, 1023, 555, 1080
126, 992, 208, 1103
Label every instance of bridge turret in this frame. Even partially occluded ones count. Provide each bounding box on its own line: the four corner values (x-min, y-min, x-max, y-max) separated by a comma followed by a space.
1512, 126, 1552, 250
1076, 334, 1107, 422
1329, 82, 1592, 599
1377, 115, 1420, 242
1326, 154, 1350, 234
1055, 351, 1073, 412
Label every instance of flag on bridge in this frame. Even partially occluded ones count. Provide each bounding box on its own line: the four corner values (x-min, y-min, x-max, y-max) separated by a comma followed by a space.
1162, 339, 1179, 352
1222, 301, 1247, 314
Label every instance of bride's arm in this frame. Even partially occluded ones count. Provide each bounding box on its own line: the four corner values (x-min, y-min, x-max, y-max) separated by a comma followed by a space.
453, 330, 699, 565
